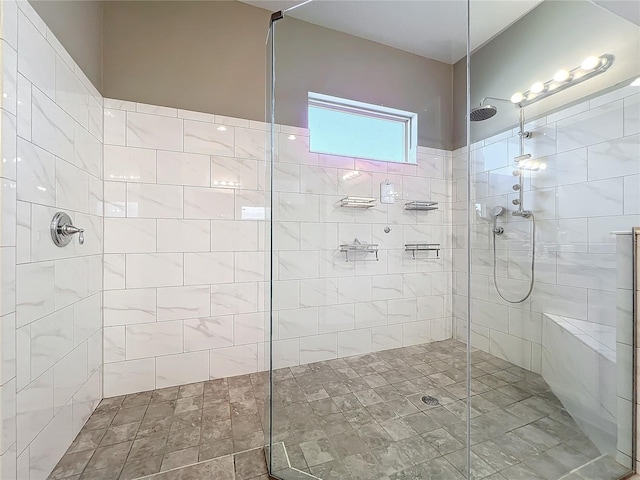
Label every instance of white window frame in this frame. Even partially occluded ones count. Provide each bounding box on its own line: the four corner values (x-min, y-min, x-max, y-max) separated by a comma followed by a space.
308, 92, 418, 164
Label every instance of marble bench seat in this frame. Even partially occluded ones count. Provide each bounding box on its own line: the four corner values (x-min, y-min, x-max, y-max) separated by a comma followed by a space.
541, 313, 616, 457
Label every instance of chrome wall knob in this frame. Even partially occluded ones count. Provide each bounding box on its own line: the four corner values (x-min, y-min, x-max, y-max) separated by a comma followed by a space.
50, 212, 85, 247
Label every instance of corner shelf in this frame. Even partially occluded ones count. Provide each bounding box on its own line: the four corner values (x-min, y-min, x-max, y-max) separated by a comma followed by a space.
341, 196, 377, 208
339, 240, 379, 262
405, 243, 440, 259
404, 201, 438, 211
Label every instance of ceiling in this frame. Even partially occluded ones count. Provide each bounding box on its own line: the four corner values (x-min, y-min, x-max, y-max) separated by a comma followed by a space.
241, 0, 543, 64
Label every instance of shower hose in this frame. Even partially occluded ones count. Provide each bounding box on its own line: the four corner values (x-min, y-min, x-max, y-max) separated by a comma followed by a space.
492, 213, 536, 304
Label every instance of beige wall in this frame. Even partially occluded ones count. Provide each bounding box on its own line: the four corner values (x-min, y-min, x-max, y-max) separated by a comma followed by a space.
29, 0, 103, 90
103, 1, 270, 123
274, 17, 453, 149
454, 0, 640, 148
102, 1, 454, 149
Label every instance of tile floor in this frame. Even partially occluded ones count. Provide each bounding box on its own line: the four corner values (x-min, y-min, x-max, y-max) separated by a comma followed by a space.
49, 339, 629, 480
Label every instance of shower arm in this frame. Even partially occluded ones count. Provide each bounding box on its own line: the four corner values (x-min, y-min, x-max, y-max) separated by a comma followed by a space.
476, 96, 531, 139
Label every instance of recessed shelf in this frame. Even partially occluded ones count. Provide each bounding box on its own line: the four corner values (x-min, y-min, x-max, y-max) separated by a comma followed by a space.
341, 196, 377, 208
339, 240, 379, 262
404, 201, 438, 211
405, 243, 440, 259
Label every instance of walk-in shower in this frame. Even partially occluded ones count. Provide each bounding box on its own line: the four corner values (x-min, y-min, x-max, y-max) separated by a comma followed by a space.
18, 0, 635, 478
264, 2, 637, 480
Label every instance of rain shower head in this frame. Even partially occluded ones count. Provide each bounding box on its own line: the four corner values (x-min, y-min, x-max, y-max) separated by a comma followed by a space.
470, 104, 498, 122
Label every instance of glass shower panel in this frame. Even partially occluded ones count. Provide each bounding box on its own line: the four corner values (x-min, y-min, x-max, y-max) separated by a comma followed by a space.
467, 1, 639, 478
267, 2, 468, 479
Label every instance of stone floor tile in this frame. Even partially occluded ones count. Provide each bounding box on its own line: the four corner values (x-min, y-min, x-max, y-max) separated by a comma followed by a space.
380, 418, 417, 441
166, 426, 202, 452
151, 387, 180, 404
54, 339, 616, 480
48, 450, 94, 479
396, 435, 440, 465
66, 429, 106, 454
309, 459, 353, 480
82, 410, 118, 431
119, 455, 163, 480
122, 391, 153, 408
112, 406, 147, 426
100, 422, 140, 447
84, 441, 133, 472
234, 448, 268, 479
199, 438, 234, 461
299, 438, 339, 467
160, 447, 200, 472
179, 382, 205, 398
343, 452, 383, 480
128, 432, 169, 461
355, 423, 393, 450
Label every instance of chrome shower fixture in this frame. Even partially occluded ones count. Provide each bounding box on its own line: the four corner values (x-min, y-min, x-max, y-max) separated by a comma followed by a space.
490, 206, 504, 235
470, 104, 498, 121
469, 96, 511, 122
510, 54, 614, 107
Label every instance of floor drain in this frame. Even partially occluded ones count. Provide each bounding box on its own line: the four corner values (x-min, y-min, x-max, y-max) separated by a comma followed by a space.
421, 395, 440, 406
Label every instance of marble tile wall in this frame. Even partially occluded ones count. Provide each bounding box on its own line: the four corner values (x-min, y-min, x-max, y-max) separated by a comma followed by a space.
541, 313, 617, 457
0, 1, 104, 479
101, 98, 454, 397
453, 83, 639, 373
615, 232, 634, 467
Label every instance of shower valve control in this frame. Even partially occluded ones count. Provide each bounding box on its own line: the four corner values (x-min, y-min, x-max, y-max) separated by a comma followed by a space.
50, 212, 84, 247
512, 199, 520, 206
512, 185, 521, 191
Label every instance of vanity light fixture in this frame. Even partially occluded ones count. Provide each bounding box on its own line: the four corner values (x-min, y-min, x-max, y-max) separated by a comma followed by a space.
511, 54, 614, 107
631, 77, 640, 87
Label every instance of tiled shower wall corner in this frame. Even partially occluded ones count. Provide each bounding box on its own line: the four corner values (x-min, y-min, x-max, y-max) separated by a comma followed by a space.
0, 1, 104, 479
101, 98, 455, 397
635, 228, 639, 475
452, 83, 639, 371
616, 233, 634, 466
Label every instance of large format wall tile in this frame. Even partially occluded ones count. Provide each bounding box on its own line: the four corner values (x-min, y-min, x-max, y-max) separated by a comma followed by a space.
6, 4, 105, 478
100, 98, 457, 401
454, 86, 638, 410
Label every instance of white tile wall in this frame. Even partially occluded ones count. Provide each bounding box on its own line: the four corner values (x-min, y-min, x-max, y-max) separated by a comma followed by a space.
1, 3, 636, 477
454, 84, 639, 379
1, 3, 103, 477
102, 98, 454, 398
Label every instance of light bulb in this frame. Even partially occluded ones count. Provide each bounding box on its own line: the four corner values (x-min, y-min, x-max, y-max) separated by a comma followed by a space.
539, 163, 547, 170
553, 69, 570, 82
631, 77, 640, 87
511, 92, 524, 104
530, 82, 545, 94
581, 56, 600, 71
216, 126, 227, 131
288, 135, 296, 140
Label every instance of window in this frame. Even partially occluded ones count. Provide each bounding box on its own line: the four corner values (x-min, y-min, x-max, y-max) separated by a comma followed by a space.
308, 92, 418, 164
